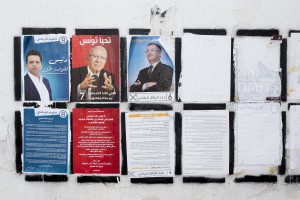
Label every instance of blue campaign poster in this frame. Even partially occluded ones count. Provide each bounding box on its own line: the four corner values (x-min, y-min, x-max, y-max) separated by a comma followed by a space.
22, 35, 70, 101
23, 108, 69, 174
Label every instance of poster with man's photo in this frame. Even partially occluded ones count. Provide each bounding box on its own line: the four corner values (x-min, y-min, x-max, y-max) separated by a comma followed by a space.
71, 35, 120, 102
22, 35, 70, 102
127, 36, 175, 102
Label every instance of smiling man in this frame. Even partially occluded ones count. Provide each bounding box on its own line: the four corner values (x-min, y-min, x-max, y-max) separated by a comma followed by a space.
24, 50, 52, 101
129, 43, 173, 92
71, 46, 118, 101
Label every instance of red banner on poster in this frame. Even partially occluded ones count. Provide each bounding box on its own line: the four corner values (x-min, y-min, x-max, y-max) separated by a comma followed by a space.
73, 108, 120, 174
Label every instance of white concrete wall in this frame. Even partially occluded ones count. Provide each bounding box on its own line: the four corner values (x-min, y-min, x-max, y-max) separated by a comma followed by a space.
0, 0, 300, 199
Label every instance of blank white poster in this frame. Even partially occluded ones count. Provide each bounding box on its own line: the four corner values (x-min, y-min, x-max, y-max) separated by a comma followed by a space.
179, 33, 231, 102
288, 33, 300, 100
182, 110, 229, 176
235, 103, 282, 171
234, 37, 281, 102
289, 105, 300, 170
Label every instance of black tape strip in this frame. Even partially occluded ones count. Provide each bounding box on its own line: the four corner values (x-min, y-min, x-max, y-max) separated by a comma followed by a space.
285, 175, 300, 184
278, 112, 286, 175
289, 30, 300, 37
14, 37, 21, 101
288, 103, 300, 110
280, 39, 287, 102
121, 113, 128, 175
236, 29, 279, 37
129, 29, 150, 35
183, 104, 226, 110
25, 175, 43, 182
175, 112, 182, 175
70, 112, 73, 174
175, 37, 182, 102
234, 175, 277, 183
43, 175, 68, 182
75, 29, 119, 35
120, 37, 128, 102
15, 111, 22, 173
22, 28, 66, 35
230, 38, 235, 102
76, 103, 119, 108
131, 177, 173, 184
183, 177, 225, 184
77, 176, 119, 183
50, 103, 67, 109
229, 112, 235, 175
183, 29, 227, 35
23, 103, 39, 108
129, 103, 173, 111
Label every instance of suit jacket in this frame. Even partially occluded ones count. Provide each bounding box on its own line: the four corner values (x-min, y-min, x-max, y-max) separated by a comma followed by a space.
71, 66, 118, 101
24, 73, 52, 101
130, 62, 173, 92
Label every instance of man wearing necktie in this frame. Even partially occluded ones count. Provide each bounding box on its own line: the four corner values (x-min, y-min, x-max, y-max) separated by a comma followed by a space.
71, 46, 118, 101
129, 43, 173, 92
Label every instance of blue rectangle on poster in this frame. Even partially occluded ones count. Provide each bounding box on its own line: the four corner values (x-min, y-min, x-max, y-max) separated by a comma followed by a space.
23, 108, 69, 174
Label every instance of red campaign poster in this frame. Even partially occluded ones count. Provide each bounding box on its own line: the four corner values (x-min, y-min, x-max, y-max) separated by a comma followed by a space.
71, 35, 120, 102
72, 108, 120, 174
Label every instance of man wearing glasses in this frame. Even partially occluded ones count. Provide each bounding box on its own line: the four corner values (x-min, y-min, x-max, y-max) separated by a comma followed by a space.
71, 46, 117, 101
129, 43, 173, 92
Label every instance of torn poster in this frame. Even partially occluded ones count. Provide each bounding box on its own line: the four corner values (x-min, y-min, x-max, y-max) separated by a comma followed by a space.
289, 105, 300, 171
234, 37, 281, 101
22, 35, 70, 102
235, 103, 282, 173
72, 108, 120, 174
288, 33, 300, 100
127, 36, 175, 102
182, 110, 229, 176
125, 111, 175, 178
71, 35, 120, 102
179, 33, 231, 102
23, 107, 70, 174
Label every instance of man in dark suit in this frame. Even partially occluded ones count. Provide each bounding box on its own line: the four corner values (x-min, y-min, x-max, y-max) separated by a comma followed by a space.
24, 50, 52, 101
129, 43, 173, 92
71, 46, 118, 101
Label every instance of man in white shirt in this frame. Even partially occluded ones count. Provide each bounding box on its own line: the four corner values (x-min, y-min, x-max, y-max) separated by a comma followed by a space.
24, 50, 52, 101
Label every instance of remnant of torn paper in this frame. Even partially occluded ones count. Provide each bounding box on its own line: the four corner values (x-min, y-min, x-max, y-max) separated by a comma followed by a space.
179, 33, 231, 102
288, 33, 300, 100
235, 103, 282, 173
125, 111, 175, 178
182, 110, 229, 176
234, 37, 281, 101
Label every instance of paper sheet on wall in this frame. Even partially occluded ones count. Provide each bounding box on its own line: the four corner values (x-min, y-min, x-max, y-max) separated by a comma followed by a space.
22, 108, 70, 174
289, 105, 300, 170
288, 33, 300, 100
125, 111, 175, 178
179, 33, 231, 102
182, 110, 229, 176
234, 37, 281, 101
235, 103, 282, 170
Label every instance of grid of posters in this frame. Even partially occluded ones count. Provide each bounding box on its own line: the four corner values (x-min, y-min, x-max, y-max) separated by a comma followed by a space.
125, 111, 175, 178
22, 35, 70, 102
23, 108, 70, 174
72, 108, 120, 174
71, 35, 120, 102
127, 36, 175, 102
